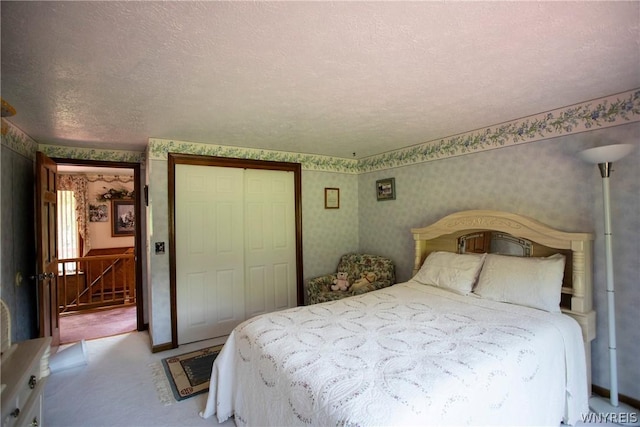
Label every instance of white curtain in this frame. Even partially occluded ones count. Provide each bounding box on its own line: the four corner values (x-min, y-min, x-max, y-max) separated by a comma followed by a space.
58, 174, 90, 255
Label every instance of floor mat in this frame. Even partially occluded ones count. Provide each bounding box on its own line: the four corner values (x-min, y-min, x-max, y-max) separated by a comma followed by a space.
161, 345, 223, 401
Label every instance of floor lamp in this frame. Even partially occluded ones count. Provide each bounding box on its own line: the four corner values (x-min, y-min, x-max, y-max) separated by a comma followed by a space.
579, 143, 639, 422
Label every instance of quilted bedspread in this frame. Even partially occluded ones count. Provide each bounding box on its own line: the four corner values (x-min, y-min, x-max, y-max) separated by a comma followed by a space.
201, 282, 588, 426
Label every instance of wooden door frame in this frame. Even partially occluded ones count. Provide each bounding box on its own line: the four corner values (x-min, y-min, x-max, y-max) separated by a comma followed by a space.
51, 158, 145, 332
168, 153, 304, 348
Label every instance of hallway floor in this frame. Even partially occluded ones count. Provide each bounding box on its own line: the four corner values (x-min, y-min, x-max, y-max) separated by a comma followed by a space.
59, 305, 137, 344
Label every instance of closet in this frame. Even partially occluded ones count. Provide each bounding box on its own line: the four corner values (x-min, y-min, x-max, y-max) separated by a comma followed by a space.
169, 155, 302, 345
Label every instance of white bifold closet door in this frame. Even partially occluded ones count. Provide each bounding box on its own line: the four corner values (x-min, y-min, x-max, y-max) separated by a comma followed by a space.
175, 164, 297, 345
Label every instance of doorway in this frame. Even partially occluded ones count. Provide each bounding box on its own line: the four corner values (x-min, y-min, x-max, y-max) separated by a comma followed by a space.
52, 158, 144, 343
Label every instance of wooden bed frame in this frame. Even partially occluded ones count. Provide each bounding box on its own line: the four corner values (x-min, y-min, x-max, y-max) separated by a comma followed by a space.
411, 210, 596, 390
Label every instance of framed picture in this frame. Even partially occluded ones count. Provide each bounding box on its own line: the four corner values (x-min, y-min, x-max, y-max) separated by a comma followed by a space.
89, 204, 108, 222
324, 187, 340, 209
112, 199, 135, 236
376, 178, 396, 201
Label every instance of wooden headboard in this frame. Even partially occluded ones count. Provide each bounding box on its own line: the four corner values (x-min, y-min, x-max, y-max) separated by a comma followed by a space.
411, 210, 596, 390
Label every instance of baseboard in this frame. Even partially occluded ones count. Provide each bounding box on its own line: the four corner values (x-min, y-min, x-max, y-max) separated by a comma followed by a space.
592, 384, 640, 410
151, 342, 174, 353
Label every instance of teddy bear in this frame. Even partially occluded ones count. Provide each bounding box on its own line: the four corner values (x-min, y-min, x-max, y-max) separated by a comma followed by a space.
350, 272, 377, 292
331, 272, 350, 291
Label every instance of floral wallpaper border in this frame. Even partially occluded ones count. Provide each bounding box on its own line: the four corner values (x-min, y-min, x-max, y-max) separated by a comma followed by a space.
149, 89, 640, 173
147, 138, 359, 173
0, 122, 38, 159
359, 89, 640, 172
39, 144, 145, 164
3, 89, 639, 172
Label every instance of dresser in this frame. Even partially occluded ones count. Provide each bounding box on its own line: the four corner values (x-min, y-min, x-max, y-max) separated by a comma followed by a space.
1, 337, 52, 427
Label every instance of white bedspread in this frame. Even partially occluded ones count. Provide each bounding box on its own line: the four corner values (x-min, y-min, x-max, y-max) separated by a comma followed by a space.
201, 282, 588, 426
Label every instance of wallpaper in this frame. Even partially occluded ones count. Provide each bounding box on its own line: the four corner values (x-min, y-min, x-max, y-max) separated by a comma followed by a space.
144, 159, 360, 342
359, 89, 640, 173
144, 89, 640, 175
357, 122, 640, 402
301, 171, 359, 292
143, 95, 639, 400
147, 138, 359, 173
146, 158, 171, 344
588, 125, 640, 403
39, 143, 144, 163
40, 89, 639, 175
0, 127, 39, 341
1, 123, 38, 160
3, 89, 639, 401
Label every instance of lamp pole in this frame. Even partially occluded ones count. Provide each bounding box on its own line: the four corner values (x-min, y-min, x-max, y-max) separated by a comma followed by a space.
597, 160, 619, 407
579, 144, 638, 423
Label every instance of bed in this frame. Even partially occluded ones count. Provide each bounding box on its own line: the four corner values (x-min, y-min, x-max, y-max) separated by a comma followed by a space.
201, 210, 596, 426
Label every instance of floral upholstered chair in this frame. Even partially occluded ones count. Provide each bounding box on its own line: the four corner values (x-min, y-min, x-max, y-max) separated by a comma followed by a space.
306, 253, 395, 305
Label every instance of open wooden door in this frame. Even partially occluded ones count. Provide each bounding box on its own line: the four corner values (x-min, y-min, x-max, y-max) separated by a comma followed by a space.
35, 151, 60, 346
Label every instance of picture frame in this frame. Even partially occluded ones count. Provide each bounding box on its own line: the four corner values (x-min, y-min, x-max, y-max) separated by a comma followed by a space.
324, 187, 340, 209
376, 178, 396, 201
112, 199, 135, 236
89, 204, 108, 222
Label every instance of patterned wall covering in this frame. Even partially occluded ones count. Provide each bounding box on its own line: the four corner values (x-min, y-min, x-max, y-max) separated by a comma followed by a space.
146, 89, 639, 174
301, 171, 359, 286
143, 94, 639, 399
587, 125, 639, 403
145, 156, 359, 344
359, 89, 640, 173
146, 158, 171, 344
357, 122, 640, 401
3, 89, 638, 400
147, 138, 359, 173
2, 124, 38, 160
41, 89, 638, 174
0, 123, 38, 342
40, 143, 144, 163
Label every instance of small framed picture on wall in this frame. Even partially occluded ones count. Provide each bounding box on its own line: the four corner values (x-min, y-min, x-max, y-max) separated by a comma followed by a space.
89, 204, 108, 222
376, 178, 396, 201
324, 187, 340, 209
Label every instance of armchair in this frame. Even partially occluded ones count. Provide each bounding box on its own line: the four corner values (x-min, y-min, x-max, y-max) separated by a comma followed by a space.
306, 253, 395, 305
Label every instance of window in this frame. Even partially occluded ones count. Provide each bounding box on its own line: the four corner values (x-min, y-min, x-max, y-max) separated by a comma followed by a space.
57, 190, 79, 273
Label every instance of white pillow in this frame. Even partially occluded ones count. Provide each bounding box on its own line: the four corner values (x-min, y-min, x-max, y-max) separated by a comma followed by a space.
474, 253, 566, 312
412, 251, 486, 295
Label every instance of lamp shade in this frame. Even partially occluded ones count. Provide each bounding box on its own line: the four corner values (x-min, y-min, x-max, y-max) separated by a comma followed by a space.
578, 144, 634, 164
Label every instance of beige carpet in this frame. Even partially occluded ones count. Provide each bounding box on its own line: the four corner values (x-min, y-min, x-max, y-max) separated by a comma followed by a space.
45, 331, 233, 427
59, 305, 137, 344
162, 345, 223, 401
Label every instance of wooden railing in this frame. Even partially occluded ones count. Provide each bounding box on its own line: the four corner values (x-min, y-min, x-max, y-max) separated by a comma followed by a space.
58, 249, 135, 313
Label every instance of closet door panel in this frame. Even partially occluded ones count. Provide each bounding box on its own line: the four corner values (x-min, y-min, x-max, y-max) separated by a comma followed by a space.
246, 266, 267, 314
244, 169, 297, 318
273, 263, 290, 310
176, 165, 245, 344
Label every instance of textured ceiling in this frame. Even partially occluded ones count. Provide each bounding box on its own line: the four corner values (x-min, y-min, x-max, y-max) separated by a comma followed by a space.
1, 1, 639, 159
